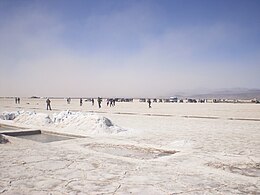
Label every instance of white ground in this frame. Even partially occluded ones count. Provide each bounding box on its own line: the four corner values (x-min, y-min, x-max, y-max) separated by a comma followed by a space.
0, 98, 259, 194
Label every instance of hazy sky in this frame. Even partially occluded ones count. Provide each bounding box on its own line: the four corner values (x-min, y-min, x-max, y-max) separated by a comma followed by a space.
0, 0, 259, 97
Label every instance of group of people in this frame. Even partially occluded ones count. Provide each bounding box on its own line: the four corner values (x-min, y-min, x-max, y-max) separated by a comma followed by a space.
13, 97, 151, 111
45, 97, 152, 111
67, 98, 95, 107
14, 97, 20, 104
106, 98, 116, 107
46, 98, 96, 110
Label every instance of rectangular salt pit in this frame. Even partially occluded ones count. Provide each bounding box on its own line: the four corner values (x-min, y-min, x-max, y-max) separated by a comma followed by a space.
0, 123, 75, 143
16, 133, 73, 143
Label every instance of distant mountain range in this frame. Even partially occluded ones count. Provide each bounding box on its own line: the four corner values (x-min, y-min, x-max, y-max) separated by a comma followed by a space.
173, 89, 260, 100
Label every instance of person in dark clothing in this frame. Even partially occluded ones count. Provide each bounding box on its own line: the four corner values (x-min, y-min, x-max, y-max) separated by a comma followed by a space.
15, 97, 17, 104
46, 98, 52, 110
97, 97, 102, 108
17, 97, 20, 104
113, 99, 116, 106
147, 99, 152, 108
91, 98, 94, 106
67, 97, 71, 104
80, 98, 83, 106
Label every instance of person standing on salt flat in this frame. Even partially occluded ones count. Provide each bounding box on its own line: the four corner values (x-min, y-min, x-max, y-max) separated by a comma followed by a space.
46, 98, 52, 110
113, 99, 116, 107
67, 97, 71, 104
91, 98, 94, 106
97, 97, 102, 108
147, 99, 152, 108
80, 98, 83, 106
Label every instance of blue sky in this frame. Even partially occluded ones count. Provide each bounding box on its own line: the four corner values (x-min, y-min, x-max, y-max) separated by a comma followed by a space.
0, 0, 259, 97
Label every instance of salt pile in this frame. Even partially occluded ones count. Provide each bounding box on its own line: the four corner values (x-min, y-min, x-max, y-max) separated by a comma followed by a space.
0, 111, 20, 120
51, 111, 125, 134
0, 111, 127, 135
14, 111, 52, 126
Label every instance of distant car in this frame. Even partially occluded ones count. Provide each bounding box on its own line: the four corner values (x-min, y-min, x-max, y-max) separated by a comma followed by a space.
187, 99, 197, 103
169, 97, 178, 103
163, 99, 170, 103
139, 98, 146, 102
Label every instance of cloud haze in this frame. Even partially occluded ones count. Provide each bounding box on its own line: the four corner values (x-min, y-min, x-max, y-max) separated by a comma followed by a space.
0, 0, 260, 97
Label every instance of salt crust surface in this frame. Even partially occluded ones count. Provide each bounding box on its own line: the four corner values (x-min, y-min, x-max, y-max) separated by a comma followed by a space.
0, 100, 259, 194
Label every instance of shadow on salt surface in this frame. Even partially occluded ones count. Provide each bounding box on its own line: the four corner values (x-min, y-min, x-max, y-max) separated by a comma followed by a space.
0, 134, 9, 144
83, 143, 178, 160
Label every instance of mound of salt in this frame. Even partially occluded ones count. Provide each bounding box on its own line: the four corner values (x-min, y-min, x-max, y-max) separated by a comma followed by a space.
13, 111, 52, 126
1, 110, 127, 135
0, 111, 20, 120
52, 111, 125, 134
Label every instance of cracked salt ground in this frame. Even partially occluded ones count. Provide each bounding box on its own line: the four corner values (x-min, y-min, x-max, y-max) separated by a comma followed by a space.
1, 101, 260, 194
1, 143, 260, 194
206, 161, 260, 177
1, 134, 259, 195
